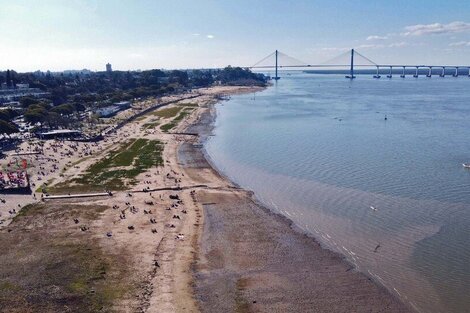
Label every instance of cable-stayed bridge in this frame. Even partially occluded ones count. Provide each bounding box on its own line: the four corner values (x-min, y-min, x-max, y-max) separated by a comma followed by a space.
248, 49, 470, 79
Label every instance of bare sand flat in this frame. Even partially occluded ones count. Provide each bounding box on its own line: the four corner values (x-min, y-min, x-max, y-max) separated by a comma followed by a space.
193, 190, 411, 312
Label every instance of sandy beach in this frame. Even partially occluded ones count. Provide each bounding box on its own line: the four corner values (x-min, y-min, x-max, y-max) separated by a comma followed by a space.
0, 85, 412, 312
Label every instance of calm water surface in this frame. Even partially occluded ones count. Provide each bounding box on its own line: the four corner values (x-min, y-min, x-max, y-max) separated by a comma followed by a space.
205, 74, 470, 313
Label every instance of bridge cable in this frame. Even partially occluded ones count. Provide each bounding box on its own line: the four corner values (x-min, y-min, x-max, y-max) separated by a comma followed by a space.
320, 50, 351, 66
277, 51, 309, 66
354, 50, 377, 66
251, 51, 276, 68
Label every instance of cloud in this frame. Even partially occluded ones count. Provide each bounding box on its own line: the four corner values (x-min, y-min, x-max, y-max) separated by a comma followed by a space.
317, 47, 349, 52
206, 34, 214, 39
357, 44, 385, 49
312, 41, 408, 54
129, 53, 144, 58
449, 41, 470, 47
192, 33, 200, 36
402, 21, 470, 36
366, 35, 388, 41
388, 41, 407, 48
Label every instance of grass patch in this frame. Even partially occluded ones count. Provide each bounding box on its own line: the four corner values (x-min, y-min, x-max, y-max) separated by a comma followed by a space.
160, 122, 176, 132
12, 203, 44, 221
0, 281, 20, 292
174, 109, 192, 121
152, 106, 182, 118
0, 203, 132, 313
178, 102, 199, 107
142, 121, 159, 129
159, 109, 194, 133
50, 139, 163, 193
13, 203, 107, 223
135, 115, 147, 122
36, 178, 55, 193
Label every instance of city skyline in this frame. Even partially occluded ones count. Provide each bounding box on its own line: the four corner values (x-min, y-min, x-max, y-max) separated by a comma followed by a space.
2, 0, 470, 72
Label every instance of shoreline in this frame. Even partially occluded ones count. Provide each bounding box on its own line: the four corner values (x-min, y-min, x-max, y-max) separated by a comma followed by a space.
182, 86, 414, 312
0, 85, 413, 312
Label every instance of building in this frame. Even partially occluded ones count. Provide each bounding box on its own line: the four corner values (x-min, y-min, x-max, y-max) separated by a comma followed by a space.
114, 101, 131, 109
95, 103, 126, 117
96, 105, 120, 118
37, 129, 83, 140
95, 101, 131, 118
0, 170, 30, 193
106, 63, 112, 73
0, 101, 22, 110
16, 83, 29, 89
0, 87, 49, 104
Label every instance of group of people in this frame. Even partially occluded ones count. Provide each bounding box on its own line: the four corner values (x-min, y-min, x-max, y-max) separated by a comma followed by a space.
0, 170, 28, 190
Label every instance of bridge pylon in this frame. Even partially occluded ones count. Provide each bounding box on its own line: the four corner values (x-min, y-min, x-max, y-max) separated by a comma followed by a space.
274, 50, 280, 80
345, 49, 356, 79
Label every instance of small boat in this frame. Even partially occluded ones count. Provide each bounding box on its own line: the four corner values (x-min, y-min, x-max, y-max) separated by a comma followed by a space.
463, 163, 470, 168
370, 206, 378, 211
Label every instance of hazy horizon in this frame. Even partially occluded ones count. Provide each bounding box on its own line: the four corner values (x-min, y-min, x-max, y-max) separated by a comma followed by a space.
2, 0, 470, 72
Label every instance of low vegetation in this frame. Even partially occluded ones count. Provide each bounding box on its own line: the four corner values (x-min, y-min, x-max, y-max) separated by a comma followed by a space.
152, 106, 183, 119
160, 108, 194, 132
0, 203, 131, 313
142, 121, 160, 129
50, 138, 163, 193
160, 122, 177, 132
178, 102, 199, 107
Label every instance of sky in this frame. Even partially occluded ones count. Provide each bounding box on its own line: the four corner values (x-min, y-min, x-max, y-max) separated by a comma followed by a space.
1, 0, 470, 72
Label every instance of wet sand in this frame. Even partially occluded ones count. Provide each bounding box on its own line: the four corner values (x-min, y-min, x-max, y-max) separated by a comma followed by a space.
179, 92, 413, 312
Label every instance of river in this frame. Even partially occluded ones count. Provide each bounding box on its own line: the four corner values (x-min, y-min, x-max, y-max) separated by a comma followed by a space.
205, 73, 470, 313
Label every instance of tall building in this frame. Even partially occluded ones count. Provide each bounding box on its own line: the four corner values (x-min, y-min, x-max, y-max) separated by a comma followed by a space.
106, 63, 112, 73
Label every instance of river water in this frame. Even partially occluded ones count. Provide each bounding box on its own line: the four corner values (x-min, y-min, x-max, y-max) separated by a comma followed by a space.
205, 74, 470, 313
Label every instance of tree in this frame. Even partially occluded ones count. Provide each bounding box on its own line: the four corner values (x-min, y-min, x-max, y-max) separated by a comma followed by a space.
190, 70, 214, 87
6, 70, 11, 88
44, 111, 70, 128
0, 120, 18, 136
50, 86, 68, 105
20, 96, 41, 108
216, 66, 266, 86
24, 111, 46, 124
51, 103, 75, 115
24, 103, 49, 124
169, 70, 189, 85
0, 109, 18, 121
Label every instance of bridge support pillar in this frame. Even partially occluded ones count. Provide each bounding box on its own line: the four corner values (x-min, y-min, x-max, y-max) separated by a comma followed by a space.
387, 66, 392, 78
345, 49, 356, 79
400, 66, 405, 78
373, 66, 381, 78
427, 67, 432, 77
453, 67, 459, 77
274, 50, 280, 80
440, 67, 446, 77
413, 67, 419, 78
